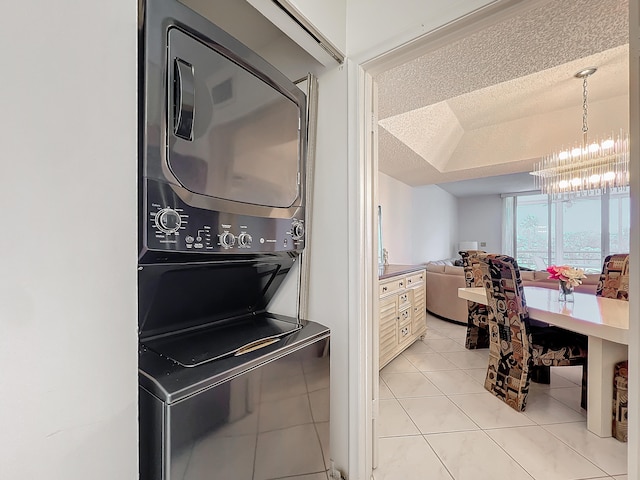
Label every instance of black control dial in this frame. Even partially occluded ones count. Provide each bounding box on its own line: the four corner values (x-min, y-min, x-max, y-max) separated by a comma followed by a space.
291, 220, 304, 241
155, 208, 182, 234
219, 232, 236, 249
237, 232, 253, 247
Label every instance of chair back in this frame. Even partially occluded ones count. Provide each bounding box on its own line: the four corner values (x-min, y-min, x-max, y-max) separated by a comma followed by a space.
596, 253, 630, 300
459, 250, 490, 322
476, 253, 533, 410
459, 250, 487, 288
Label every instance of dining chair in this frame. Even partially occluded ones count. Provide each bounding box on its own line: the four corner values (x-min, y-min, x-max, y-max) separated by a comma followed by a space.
459, 250, 490, 349
597, 254, 631, 441
613, 360, 628, 442
476, 253, 588, 412
596, 253, 630, 300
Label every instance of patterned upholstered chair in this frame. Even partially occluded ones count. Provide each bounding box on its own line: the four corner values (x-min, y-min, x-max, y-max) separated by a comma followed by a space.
613, 361, 628, 442
476, 254, 588, 412
459, 250, 490, 349
596, 254, 630, 300
597, 255, 630, 441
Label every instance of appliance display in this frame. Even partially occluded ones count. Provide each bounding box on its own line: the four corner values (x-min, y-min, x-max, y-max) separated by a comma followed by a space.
138, 1, 329, 479
140, 0, 307, 262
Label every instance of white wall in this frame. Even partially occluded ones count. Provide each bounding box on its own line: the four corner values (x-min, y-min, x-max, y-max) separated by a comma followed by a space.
377, 174, 467, 265
378, 172, 413, 264
346, 0, 495, 58
287, 0, 347, 53
0, 2, 138, 479
411, 185, 459, 262
306, 64, 351, 472
457, 194, 503, 253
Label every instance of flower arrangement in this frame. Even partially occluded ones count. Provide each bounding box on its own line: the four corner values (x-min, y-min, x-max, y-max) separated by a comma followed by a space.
546, 265, 586, 287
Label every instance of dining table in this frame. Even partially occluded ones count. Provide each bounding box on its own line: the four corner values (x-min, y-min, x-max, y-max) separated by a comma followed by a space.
458, 285, 629, 438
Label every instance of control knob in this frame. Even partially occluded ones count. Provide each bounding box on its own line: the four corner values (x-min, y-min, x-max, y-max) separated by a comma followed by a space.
237, 232, 253, 247
155, 208, 182, 234
219, 232, 236, 249
291, 220, 304, 241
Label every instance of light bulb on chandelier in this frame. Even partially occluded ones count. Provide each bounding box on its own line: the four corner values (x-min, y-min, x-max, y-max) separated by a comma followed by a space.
530, 67, 629, 197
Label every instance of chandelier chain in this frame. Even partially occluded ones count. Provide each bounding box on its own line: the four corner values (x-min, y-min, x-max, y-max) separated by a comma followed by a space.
582, 75, 588, 134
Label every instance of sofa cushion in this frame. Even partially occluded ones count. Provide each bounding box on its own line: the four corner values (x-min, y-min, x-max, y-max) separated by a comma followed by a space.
428, 258, 457, 266
534, 270, 551, 281
520, 271, 536, 281
427, 263, 446, 273
583, 274, 600, 285
444, 265, 463, 275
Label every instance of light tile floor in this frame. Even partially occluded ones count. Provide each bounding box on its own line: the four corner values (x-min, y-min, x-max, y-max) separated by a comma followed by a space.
374, 314, 628, 480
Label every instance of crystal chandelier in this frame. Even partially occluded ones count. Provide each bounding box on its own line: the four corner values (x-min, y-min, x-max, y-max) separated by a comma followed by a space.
530, 67, 629, 197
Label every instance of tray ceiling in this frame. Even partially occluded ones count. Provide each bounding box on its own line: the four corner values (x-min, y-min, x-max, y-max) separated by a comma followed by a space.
376, 0, 629, 187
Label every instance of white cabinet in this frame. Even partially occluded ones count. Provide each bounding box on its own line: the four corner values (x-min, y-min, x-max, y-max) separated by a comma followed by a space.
379, 268, 426, 369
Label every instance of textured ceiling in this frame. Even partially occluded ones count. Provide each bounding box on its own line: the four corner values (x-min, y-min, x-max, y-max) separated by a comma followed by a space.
376, 0, 629, 188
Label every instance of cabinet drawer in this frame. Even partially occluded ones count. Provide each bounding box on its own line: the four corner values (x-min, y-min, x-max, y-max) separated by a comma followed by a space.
398, 323, 412, 343
379, 277, 405, 296
398, 292, 410, 308
406, 271, 425, 288
398, 307, 411, 327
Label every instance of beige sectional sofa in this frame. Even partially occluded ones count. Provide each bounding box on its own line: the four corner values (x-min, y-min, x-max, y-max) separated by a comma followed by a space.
426, 260, 600, 324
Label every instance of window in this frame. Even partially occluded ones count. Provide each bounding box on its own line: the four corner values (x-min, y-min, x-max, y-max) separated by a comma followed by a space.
506, 189, 630, 273
609, 191, 631, 254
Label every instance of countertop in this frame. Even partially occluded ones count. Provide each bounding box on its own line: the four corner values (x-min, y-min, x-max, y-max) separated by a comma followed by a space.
378, 264, 426, 280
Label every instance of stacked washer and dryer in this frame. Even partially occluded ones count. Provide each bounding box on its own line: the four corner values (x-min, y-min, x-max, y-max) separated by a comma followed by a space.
138, 1, 330, 478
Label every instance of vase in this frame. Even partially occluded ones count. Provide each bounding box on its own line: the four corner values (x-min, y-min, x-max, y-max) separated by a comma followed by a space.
558, 280, 574, 302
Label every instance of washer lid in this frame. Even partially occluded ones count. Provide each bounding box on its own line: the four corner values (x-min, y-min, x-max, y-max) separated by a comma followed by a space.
141, 314, 301, 367
138, 318, 330, 404
138, 255, 295, 340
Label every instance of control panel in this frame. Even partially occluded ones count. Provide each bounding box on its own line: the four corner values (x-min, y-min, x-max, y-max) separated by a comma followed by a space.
143, 181, 305, 254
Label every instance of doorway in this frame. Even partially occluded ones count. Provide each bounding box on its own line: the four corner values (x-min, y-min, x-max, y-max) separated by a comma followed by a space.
359, 0, 639, 478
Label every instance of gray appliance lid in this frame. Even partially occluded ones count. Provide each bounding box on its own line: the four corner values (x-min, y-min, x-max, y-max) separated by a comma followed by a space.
141, 315, 301, 367
138, 255, 295, 339
138, 317, 330, 404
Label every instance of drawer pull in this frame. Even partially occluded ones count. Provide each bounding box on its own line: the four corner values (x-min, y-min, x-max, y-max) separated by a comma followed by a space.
382, 286, 388, 292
